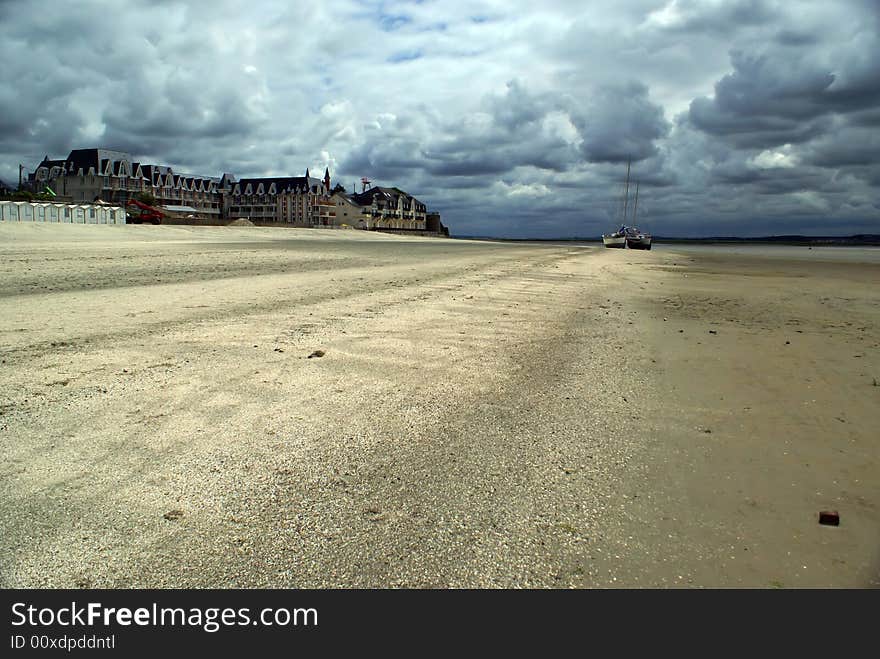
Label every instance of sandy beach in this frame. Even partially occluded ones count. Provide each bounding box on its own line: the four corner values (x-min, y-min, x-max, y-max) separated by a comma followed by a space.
1, 222, 878, 588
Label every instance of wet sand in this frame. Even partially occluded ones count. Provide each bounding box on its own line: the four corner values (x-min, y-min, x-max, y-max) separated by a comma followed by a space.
588, 245, 880, 587
1, 223, 878, 587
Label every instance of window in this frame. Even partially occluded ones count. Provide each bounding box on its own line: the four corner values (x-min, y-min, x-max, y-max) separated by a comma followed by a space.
89, 208, 96, 218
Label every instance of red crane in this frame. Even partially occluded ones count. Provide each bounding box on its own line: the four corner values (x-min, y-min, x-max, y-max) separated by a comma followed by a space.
126, 198, 164, 224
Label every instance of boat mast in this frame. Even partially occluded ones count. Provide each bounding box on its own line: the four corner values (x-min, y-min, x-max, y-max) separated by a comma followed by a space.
631, 181, 639, 224
622, 160, 631, 226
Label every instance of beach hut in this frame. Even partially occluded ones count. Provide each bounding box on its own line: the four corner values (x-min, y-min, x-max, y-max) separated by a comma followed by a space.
5, 201, 25, 221
48, 203, 64, 222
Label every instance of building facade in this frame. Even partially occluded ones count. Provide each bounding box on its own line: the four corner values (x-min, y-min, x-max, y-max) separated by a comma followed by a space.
32, 149, 222, 218
332, 186, 428, 230
28, 148, 442, 232
226, 168, 335, 226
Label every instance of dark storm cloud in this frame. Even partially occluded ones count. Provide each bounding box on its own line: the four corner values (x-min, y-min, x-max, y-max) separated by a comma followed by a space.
750, 170, 831, 196
0, 29, 94, 157
2, 1, 879, 238
572, 82, 670, 163
339, 80, 585, 179
806, 125, 880, 168
688, 22, 880, 149
774, 29, 820, 47
688, 53, 837, 149
103, 87, 258, 141
340, 140, 426, 181
339, 79, 668, 183
0, 0, 330, 183
664, 0, 779, 35
484, 80, 550, 132
849, 108, 880, 127
423, 81, 582, 174
689, 101, 832, 149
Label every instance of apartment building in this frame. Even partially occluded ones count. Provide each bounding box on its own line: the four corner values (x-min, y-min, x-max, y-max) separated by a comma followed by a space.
332, 185, 428, 230
227, 168, 335, 226
32, 149, 222, 218
28, 149, 440, 232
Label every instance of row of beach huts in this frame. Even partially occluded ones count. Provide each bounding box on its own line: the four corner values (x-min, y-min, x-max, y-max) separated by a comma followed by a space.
0, 200, 128, 225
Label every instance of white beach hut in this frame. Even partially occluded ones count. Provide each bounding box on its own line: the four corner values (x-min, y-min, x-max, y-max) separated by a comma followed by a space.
34, 203, 49, 222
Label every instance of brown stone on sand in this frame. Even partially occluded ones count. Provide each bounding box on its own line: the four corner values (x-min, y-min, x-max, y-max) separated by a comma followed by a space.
818, 511, 840, 526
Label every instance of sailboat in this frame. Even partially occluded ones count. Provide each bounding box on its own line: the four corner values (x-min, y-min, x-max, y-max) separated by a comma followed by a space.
624, 181, 652, 250
601, 227, 627, 248
602, 161, 652, 250
602, 162, 631, 248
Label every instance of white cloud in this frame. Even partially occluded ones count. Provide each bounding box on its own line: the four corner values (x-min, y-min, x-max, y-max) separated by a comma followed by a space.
644, 0, 685, 29
792, 190, 831, 212
750, 146, 798, 169
0, 0, 878, 237
496, 181, 553, 198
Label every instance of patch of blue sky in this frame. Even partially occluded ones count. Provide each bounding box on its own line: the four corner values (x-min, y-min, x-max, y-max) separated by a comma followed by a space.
379, 12, 412, 31
349, 1, 414, 31
387, 48, 424, 63
419, 21, 447, 32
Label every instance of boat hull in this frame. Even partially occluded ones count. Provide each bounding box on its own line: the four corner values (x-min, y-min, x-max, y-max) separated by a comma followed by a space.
625, 236, 652, 250
602, 235, 626, 248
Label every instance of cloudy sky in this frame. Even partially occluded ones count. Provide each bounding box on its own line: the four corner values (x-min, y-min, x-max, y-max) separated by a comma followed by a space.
1, 0, 879, 237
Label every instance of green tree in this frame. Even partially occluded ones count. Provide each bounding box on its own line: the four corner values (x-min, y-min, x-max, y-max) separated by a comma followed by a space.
136, 192, 157, 206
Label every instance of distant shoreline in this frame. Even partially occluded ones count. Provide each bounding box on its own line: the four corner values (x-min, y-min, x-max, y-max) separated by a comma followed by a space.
454, 234, 880, 246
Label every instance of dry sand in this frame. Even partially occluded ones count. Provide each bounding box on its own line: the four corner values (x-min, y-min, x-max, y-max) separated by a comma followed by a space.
1, 222, 878, 588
